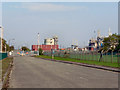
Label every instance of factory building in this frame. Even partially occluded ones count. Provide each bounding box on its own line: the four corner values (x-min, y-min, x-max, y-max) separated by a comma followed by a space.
32, 36, 59, 51
44, 38, 54, 45
32, 45, 59, 51
88, 29, 112, 51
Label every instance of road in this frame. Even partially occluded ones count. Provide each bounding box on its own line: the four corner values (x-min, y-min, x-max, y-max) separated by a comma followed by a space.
10, 56, 118, 88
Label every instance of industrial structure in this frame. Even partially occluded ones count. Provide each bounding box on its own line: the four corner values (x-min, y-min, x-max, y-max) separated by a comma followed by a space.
88, 29, 112, 51
71, 39, 79, 51
32, 35, 59, 51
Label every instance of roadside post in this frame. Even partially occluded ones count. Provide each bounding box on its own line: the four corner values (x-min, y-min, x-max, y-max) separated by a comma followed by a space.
52, 49, 54, 59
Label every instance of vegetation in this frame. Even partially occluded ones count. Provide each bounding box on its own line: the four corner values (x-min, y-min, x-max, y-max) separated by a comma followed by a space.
2, 57, 13, 78
36, 55, 119, 68
39, 48, 43, 55
101, 34, 120, 53
9, 46, 14, 51
0, 38, 10, 52
115, 38, 120, 52
0, 57, 13, 88
0, 38, 15, 52
21, 46, 30, 51
98, 34, 120, 63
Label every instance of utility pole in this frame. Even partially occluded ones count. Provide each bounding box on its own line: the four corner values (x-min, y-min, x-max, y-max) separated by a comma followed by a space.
97, 30, 100, 37
37, 33, 40, 51
37, 33, 40, 55
0, 26, 3, 53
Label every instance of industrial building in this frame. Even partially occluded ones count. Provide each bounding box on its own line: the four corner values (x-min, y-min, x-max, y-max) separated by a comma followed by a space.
32, 45, 59, 51
32, 36, 59, 51
88, 29, 112, 51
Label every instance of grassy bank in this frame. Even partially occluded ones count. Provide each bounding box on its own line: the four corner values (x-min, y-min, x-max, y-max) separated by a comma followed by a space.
2, 57, 13, 78
36, 55, 119, 68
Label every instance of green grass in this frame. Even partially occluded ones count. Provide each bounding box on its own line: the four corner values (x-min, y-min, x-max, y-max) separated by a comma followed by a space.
1, 57, 13, 78
44, 52, 119, 63
36, 55, 119, 68
57, 54, 118, 63
0, 57, 13, 88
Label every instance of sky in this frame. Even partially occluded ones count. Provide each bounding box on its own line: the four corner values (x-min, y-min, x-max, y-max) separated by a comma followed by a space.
1, 2, 118, 49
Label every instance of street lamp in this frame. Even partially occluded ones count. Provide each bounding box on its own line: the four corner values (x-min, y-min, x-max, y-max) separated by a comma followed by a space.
0, 26, 3, 53
37, 33, 40, 55
37, 33, 40, 50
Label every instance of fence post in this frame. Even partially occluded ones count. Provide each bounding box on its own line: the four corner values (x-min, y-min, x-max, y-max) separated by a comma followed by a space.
93, 51, 94, 61
80, 52, 81, 60
105, 52, 106, 62
111, 51, 113, 63
118, 50, 120, 67
82, 52, 83, 60
85, 52, 86, 60
91, 51, 93, 61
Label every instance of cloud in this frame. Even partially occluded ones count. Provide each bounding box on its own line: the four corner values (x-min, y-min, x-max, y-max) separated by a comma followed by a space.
20, 3, 87, 12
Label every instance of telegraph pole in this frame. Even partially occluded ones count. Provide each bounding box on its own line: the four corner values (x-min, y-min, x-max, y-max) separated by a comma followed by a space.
37, 33, 40, 50
37, 33, 40, 55
0, 26, 3, 53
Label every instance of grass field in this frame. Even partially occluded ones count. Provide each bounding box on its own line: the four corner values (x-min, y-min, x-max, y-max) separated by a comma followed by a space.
36, 55, 119, 68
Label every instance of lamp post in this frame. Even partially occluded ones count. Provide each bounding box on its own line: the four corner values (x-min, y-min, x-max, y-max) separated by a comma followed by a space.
0, 26, 3, 53
37, 33, 40, 55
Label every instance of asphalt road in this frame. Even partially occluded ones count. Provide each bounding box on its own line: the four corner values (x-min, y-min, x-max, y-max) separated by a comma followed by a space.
10, 56, 118, 88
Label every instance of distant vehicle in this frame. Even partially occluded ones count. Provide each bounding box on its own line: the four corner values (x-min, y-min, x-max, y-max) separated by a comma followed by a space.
17, 51, 29, 56
19, 51, 25, 56
20, 53, 25, 56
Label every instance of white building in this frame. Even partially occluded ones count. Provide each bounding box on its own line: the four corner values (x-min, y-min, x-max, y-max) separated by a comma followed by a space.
44, 35, 58, 45
44, 38, 54, 45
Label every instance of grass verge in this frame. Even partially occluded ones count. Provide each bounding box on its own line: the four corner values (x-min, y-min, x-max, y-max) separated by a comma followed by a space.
2, 57, 13, 78
0, 57, 13, 88
36, 55, 119, 68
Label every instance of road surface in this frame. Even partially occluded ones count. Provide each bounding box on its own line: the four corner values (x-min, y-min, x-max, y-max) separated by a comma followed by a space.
10, 56, 118, 88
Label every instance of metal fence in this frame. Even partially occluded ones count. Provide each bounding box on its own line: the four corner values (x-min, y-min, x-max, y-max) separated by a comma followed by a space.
43, 50, 120, 63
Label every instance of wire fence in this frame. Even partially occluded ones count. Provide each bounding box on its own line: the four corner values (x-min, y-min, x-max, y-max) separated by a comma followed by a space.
43, 50, 120, 63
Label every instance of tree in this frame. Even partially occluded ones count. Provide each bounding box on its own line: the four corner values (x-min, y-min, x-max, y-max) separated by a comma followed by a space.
9, 46, 14, 51
115, 35, 120, 51
0, 38, 10, 52
100, 34, 119, 62
21, 46, 30, 51
39, 48, 43, 55
101, 34, 119, 53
